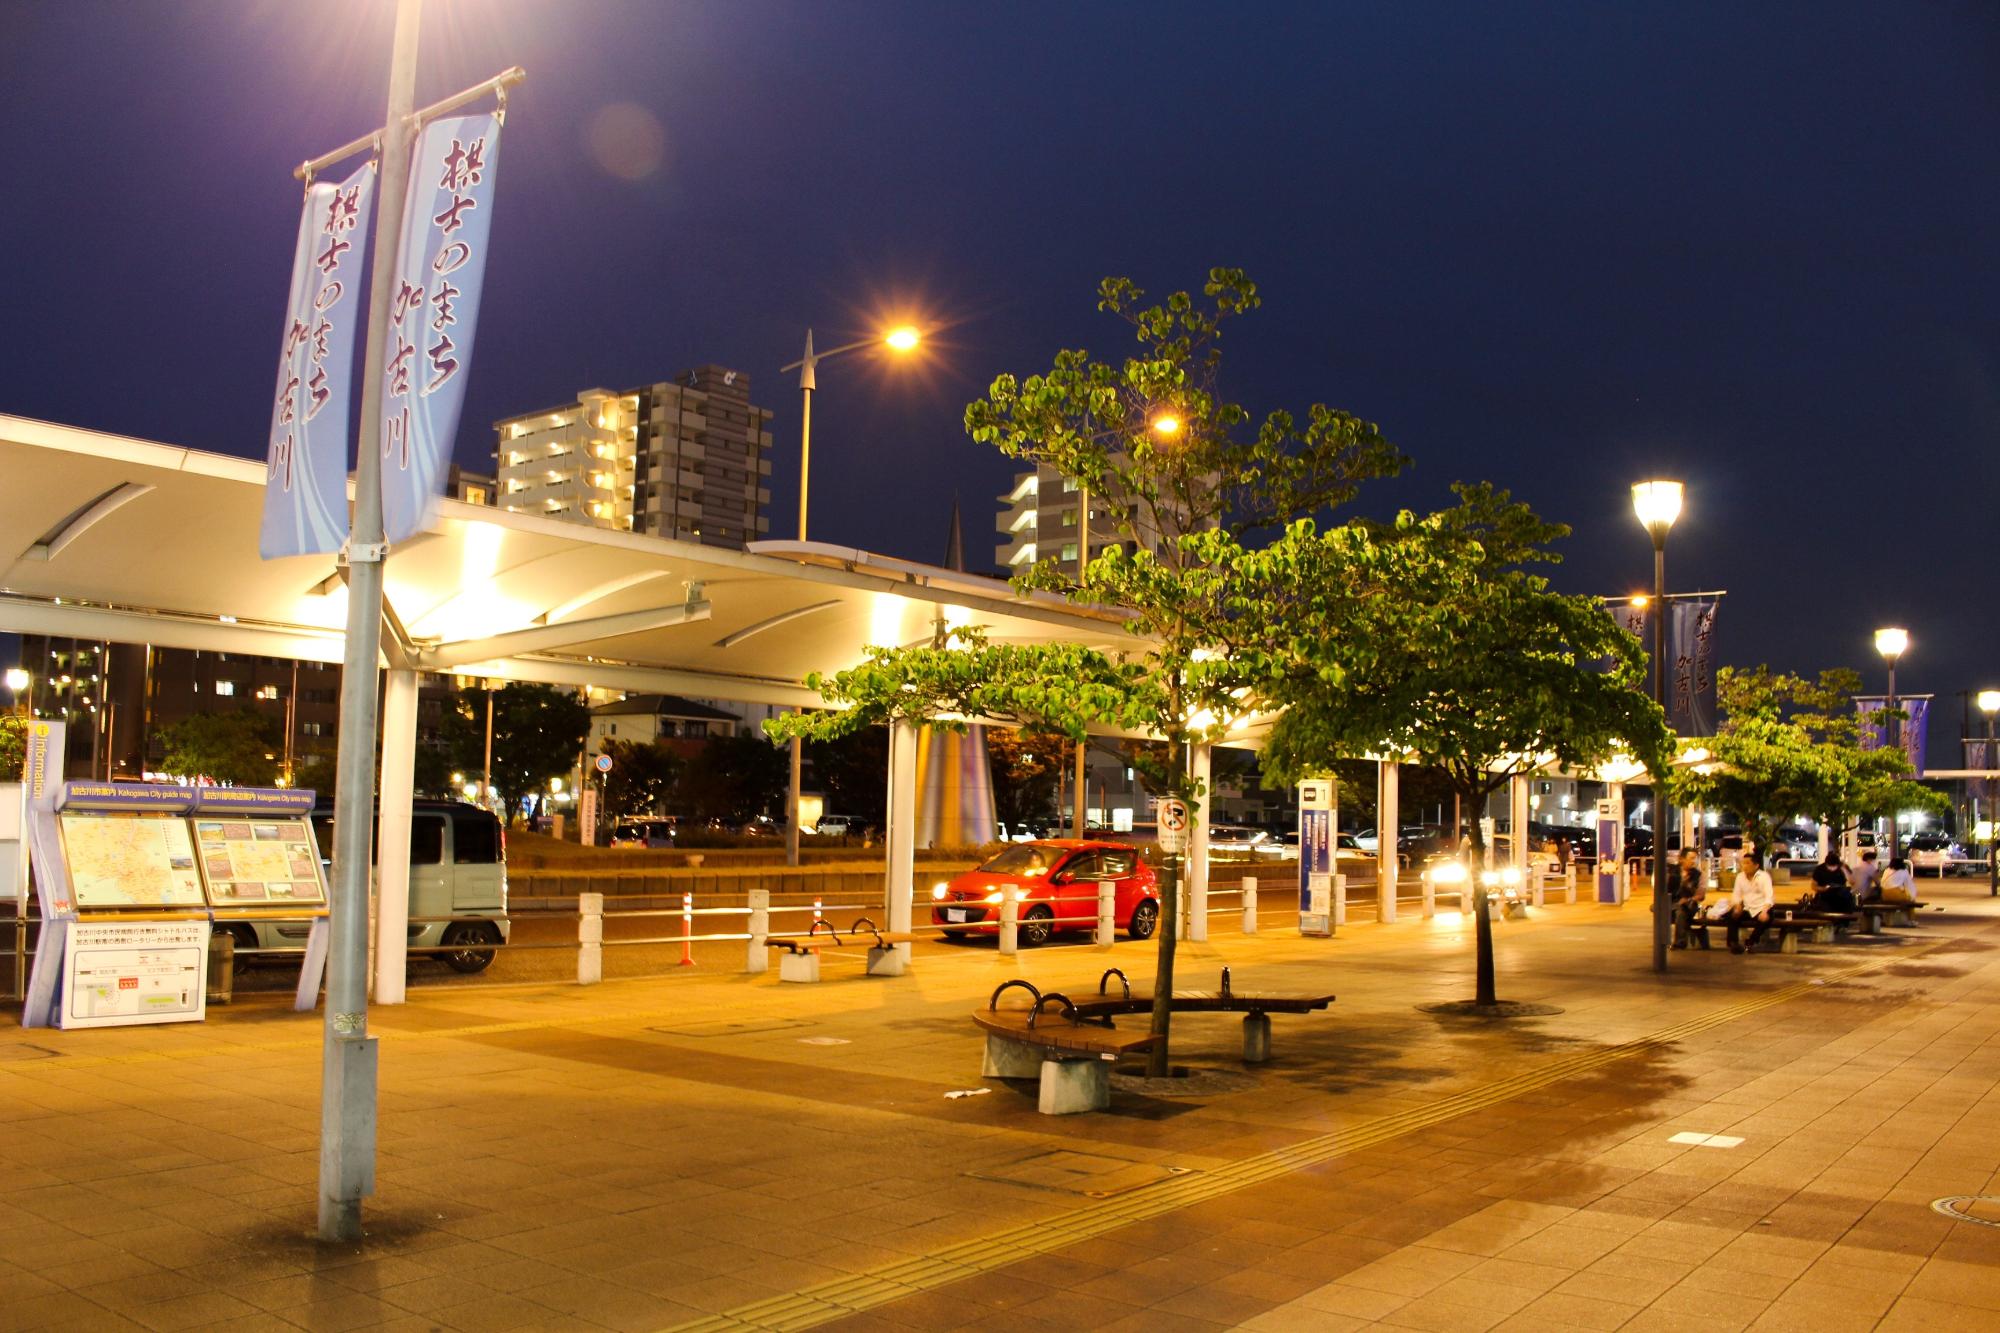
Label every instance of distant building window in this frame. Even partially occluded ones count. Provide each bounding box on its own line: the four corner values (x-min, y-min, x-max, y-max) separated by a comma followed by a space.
215, 681, 236, 697
1062, 478, 1079, 493
303, 722, 324, 737
462, 485, 488, 505
1061, 543, 1079, 562
1061, 510, 1076, 527
256, 684, 279, 700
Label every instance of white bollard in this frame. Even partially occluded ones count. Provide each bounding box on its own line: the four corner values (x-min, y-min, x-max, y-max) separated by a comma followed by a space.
746, 888, 770, 974
1095, 880, 1115, 946
578, 891, 603, 985
1333, 872, 1348, 927
1422, 869, 1436, 919
1189, 872, 1208, 943
1242, 875, 1258, 935
999, 888, 1020, 956
1564, 864, 1577, 904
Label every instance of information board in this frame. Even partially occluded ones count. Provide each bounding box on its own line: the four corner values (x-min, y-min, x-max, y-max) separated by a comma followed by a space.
192, 816, 327, 908
58, 813, 205, 910
1298, 779, 1335, 937
59, 918, 207, 1029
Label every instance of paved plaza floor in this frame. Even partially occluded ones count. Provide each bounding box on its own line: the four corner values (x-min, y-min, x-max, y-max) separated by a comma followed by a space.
3, 881, 1999, 1333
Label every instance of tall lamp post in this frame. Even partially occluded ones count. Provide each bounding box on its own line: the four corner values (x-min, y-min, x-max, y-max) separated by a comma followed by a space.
777, 324, 922, 866
1979, 689, 1998, 897
1632, 480, 1683, 975
1874, 627, 1908, 862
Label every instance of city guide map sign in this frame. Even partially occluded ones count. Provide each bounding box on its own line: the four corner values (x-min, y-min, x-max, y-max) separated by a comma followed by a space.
58, 813, 205, 910
193, 817, 327, 907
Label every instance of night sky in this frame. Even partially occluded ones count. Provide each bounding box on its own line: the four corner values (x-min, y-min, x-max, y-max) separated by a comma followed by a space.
3, 2, 1995, 753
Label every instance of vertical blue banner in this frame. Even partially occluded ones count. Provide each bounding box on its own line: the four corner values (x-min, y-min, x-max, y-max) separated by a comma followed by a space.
380, 113, 503, 545
1668, 600, 1719, 737
261, 161, 374, 558
1855, 695, 1931, 776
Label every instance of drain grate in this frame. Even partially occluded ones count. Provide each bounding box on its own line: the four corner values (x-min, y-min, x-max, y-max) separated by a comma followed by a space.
1933, 1196, 2000, 1228
968, 1149, 1192, 1199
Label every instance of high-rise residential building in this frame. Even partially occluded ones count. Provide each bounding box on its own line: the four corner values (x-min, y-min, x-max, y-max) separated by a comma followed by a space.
493, 366, 772, 548
994, 461, 1164, 579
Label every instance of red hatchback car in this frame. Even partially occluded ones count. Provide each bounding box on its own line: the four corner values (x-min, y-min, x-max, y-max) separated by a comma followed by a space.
931, 839, 1160, 945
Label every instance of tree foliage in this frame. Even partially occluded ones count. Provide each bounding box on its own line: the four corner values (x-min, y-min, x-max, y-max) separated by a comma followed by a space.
1670, 666, 1946, 846
443, 683, 589, 820
0, 716, 25, 783
598, 737, 684, 818
156, 711, 281, 787
986, 729, 1068, 830
679, 733, 789, 824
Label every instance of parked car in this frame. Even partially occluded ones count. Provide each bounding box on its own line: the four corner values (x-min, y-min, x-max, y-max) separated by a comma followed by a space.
609, 816, 676, 848
1907, 834, 1964, 874
1208, 824, 1285, 859
931, 839, 1159, 944
227, 799, 511, 974
811, 815, 869, 838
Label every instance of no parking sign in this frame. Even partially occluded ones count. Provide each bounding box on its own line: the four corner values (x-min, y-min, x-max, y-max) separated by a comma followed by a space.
1157, 798, 1189, 854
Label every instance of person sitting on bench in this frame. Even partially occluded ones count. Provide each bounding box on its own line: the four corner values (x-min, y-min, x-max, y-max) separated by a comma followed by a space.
1726, 850, 1775, 954
1850, 849, 1881, 903
1879, 857, 1917, 905
1671, 849, 1708, 949
1800, 851, 1856, 914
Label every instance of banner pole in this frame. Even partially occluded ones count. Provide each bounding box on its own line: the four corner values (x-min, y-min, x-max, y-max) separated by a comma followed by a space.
320, 0, 421, 1245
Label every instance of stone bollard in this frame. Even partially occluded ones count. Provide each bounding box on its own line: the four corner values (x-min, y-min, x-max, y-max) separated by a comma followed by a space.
578, 891, 603, 985
1422, 869, 1437, 919
999, 888, 1020, 956
1189, 871, 1208, 943
746, 888, 770, 974
1095, 879, 1115, 946
1242, 875, 1258, 935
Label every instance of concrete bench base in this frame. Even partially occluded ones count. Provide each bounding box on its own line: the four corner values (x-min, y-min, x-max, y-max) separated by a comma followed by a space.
982, 1033, 1114, 1114
865, 944, 907, 977
779, 951, 820, 983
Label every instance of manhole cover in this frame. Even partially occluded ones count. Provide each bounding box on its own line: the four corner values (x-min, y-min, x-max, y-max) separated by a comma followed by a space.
648, 1018, 812, 1037
1933, 1196, 2000, 1227
968, 1149, 1191, 1199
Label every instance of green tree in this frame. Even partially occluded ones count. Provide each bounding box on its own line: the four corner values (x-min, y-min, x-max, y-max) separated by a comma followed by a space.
1253, 486, 1671, 1009
1672, 666, 1946, 848
156, 711, 282, 786
804, 726, 887, 827
775, 268, 1405, 1075
987, 729, 1067, 831
443, 683, 589, 820
679, 733, 790, 824
598, 737, 683, 818
0, 716, 25, 782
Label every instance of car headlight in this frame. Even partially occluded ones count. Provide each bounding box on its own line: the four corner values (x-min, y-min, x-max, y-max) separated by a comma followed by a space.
985, 890, 1005, 904
930, 883, 949, 901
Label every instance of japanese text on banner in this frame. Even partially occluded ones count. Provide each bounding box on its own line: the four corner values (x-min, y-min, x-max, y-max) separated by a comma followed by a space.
380, 113, 503, 544
261, 161, 374, 558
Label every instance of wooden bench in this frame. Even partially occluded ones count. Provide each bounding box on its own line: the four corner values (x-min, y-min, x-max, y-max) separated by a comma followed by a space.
1685, 914, 1828, 954
975, 970, 1335, 1114
976, 981, 1159, 1114
768, 917, 916, 982
1858, 900, 1925, 932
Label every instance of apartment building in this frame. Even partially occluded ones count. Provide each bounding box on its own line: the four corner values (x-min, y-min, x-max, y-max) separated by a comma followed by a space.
493, 366, 771, 549
994, 461, 1164, 579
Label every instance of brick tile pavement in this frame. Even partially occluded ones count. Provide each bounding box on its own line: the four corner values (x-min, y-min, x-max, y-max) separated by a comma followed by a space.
2, 880, 1998, 1330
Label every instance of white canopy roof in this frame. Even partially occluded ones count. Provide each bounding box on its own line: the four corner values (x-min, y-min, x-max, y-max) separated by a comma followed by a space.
0, 415, 1140, 709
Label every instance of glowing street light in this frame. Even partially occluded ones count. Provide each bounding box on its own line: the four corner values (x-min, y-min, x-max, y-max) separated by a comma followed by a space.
1150, 412, 1183, 437
1874, 626, 1908, 863
883, 325, 921, 353
1631, 478, 1683, 975
3, 667, 27, 717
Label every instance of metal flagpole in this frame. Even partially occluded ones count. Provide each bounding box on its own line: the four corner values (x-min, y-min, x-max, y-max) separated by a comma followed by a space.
319, 0, 421, 1243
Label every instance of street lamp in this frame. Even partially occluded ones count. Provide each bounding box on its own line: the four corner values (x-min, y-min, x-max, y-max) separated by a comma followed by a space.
778, 323, 924, 865
1874, 627, 1908, 862
3, 667, 28, 717
1632, 480, 1682, 975
1979, 688, 1998, 897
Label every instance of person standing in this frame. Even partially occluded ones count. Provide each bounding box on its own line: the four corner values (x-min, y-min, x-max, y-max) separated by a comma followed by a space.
1727, 850, 1775, 954
1671, 849, 1708, 949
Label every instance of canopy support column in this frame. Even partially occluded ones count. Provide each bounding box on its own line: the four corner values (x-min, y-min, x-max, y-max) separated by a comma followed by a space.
1378, 760, 1399, 922
884, 719, 916, 970
1187, 742, 1210, 941
373, 667, 418, 1005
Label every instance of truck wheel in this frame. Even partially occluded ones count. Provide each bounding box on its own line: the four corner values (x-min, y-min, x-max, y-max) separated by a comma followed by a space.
440, 921, 500, 973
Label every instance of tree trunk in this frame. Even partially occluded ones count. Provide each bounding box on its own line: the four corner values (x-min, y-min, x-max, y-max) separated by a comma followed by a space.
1146, 854, 1178, 1077
1466, 783, 1498, 1007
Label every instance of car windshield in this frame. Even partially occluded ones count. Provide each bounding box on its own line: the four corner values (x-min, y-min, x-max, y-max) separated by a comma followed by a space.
978, 844, 1057, 876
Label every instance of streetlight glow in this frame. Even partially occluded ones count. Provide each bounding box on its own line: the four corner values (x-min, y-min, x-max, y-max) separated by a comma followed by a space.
884, 325, 921, 352
1979, 690, 2000, 715
1150, 412, 1183, 437
1874, 627, 1908, 661
1630, 480, 1683, 542
3, 668, 27, 693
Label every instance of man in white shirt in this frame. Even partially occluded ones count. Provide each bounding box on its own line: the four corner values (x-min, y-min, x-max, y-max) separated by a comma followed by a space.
1727, 850, 1775, 954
